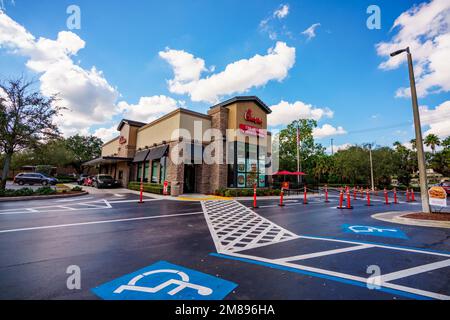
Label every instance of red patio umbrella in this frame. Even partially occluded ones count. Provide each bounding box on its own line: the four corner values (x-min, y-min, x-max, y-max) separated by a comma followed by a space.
292, 171, 306, 175
272, 170, 295, 175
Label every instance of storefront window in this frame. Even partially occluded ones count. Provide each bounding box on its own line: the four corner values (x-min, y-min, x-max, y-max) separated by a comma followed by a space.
137, 163, 142, 181
151, 160, 160, 183
160, 157, 167, 183
231, 141, 266, 188
143, 162, 149, 182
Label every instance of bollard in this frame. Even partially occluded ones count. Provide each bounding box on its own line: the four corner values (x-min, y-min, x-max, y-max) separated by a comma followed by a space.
337, 190, 344, 209
406, 189, 410, 202
353, 187, 357, 200
324, 185, 330, 203
253, 184, 258, 208
346, 190, 353, 209
394, 188, 398, 204
303, 186, 308, 204
279, 188, 285, 207
375, 188, 378, 196
411, 189, 416, 202
365, 189, 373, 206
138, 180, 144, 204
384, 188, 389, 205
360, 187, 364, 199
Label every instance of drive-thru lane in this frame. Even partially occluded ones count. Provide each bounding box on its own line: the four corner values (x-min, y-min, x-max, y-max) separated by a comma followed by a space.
0, 192, 448, 300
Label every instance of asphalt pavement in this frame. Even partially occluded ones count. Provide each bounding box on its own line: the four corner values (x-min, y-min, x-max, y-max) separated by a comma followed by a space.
0, 191, 449, 300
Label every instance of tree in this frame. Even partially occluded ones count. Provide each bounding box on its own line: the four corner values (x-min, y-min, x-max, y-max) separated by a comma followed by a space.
0, 78, 62, 190
410, 139, 416, 151
441, 136, 450, 150
277, 119, 325, 185
424, 134, 440, 154
64, 134, 103, 174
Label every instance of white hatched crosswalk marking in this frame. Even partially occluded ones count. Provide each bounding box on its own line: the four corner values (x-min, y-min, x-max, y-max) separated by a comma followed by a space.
201, 200, 299, 253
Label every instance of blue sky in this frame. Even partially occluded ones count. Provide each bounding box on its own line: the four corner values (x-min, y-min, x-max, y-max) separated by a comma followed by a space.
0, 0, 449, 151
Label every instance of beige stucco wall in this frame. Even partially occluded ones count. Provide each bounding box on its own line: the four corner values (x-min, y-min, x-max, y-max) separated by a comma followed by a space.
226, 101, 267, 131
136, 113, 181, 149
101, 137, 120, 157
136, 110, 212, 149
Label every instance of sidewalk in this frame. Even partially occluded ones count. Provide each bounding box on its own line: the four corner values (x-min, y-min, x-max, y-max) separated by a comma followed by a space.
372, 211, 450, 229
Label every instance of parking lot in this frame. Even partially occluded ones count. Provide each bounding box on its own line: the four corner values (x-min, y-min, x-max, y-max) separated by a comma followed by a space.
0, 191, 449, 300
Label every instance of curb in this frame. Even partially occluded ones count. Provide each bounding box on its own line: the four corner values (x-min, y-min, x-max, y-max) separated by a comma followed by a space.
0, 191, 89, 202
372, 211, 450, 229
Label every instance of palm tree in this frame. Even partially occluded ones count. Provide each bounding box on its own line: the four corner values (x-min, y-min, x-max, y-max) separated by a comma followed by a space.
424, 134, 440, 154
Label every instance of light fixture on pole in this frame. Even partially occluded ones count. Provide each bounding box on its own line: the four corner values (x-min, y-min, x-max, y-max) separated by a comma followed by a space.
390, 47, 431, 213
369, 143, 374, 192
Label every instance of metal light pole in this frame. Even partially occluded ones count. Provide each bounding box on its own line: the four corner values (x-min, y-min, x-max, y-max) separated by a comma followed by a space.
369, 144, 374, 191
390, 47, 431, 213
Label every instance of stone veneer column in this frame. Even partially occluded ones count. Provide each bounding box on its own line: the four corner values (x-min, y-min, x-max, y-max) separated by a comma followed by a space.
207, 106, 229, 194
167, 141, 184, 196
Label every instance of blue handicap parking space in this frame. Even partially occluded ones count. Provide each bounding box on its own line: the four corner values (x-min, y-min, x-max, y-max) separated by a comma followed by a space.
91, 261, 237, 300
342, 224, 408, 239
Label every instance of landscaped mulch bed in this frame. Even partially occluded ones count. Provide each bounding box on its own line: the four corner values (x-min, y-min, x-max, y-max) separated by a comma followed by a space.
404, 212, 450, 221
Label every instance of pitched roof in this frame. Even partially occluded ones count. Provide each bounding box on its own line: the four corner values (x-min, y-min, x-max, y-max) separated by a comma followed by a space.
117, 119, 147, 131
210, 96, 272, 114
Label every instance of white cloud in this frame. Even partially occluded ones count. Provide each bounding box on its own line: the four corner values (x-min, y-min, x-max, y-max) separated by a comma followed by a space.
420, 100, 450, 138
313, 124, 347, 139
274, 4, 289, 19
160, 42, 295, 103
159, 48, 206, 83
93, 126, 119, 143
376, 0, 450, 98
268, 100, 334, 127
0, 11, 184, 138
326, 143, 352, 154
301, 23, 321, 40
0, 11, 119, 136
118, 95, 181, 123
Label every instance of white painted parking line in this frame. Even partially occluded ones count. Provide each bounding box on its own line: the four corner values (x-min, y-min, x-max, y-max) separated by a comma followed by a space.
108, 199, 161, 204
114, 194, 126, 197
56, 196, 94, 202
202, 200, 299, 253
0, 198, 153, 215
380, 259, 450, 282
298, 235, 450, 258
202, 202, 450, 300
225, 251, 450, 300
0, 211, 203, 234
275, 244, 373, 262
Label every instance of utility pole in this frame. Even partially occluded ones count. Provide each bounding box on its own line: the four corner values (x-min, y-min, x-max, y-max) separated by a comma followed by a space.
296, 123, 301, 185
331, 138, 334, 155
390, 47, 431, 213
369, 144, 374, 191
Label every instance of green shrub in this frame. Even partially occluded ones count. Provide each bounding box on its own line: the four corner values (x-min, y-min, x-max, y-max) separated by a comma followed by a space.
213, 188, 281, 197
0, 188, 34, 197
71, 186, 83, 192
35, 186, 56, 195
128, 182, 170, 195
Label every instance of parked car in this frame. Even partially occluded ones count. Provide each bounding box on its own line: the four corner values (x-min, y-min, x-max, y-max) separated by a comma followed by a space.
92, 174, 120, 189
437, 181, 450, 195
14, 173, 58, 186
77, 174, 90, 185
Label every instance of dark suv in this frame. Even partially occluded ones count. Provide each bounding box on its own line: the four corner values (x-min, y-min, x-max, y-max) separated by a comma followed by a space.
14, 173, 58, 186
92, 174, 120, 188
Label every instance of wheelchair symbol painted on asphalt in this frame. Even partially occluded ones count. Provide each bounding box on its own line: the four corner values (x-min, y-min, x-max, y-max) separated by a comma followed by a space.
92, 261, 237, 300
113, 269, 213, 296
342, 224, 408, 239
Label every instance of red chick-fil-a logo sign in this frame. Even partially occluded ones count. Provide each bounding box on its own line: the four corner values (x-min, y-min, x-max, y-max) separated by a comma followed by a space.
244, 109, 263, 125
119, 136, 127, 144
